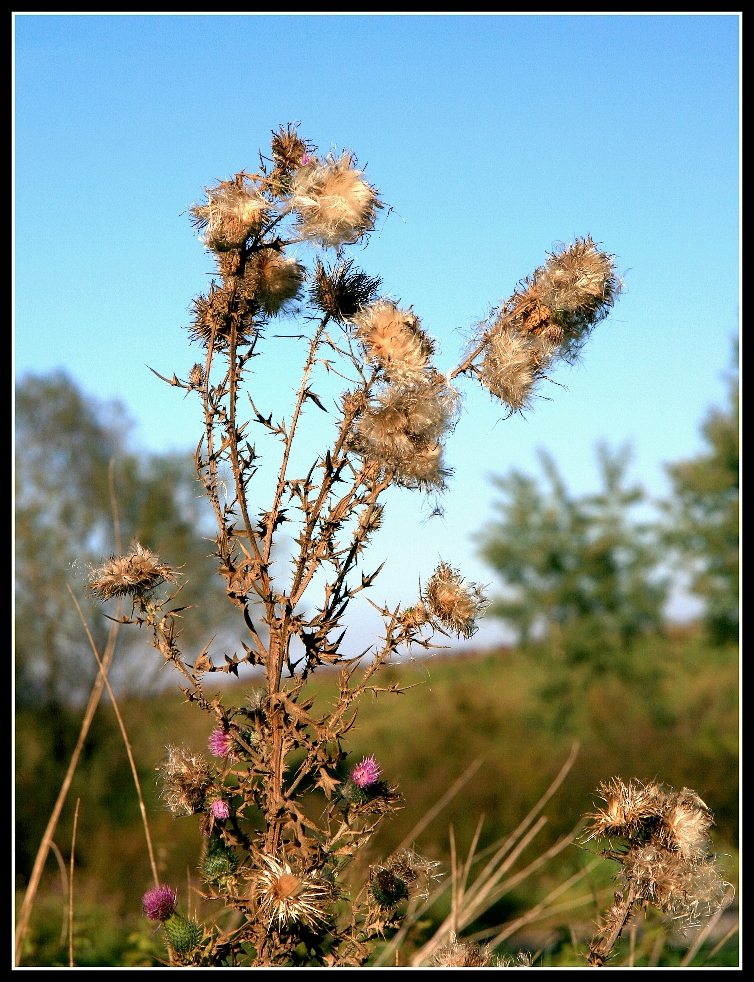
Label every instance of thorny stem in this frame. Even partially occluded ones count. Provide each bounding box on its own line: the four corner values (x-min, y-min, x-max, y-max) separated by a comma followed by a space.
228, 316, 266, 570
587, 879, 639, 967
264, 317, 329, 569
447, 309, 515, 382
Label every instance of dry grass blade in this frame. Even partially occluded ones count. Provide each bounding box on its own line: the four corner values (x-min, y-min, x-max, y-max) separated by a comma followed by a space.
410, 743, 581, 966
14, 610, 121, 966
648, 927, 667, 967
48, 841, 69, 946
67, 585, 160, 888
705, 921, 739, 961
396, 756, 484, 851
679, 886, 735, 966
480, 857, 602, 950
68, 798, 80, 968
14, 459, 127, 967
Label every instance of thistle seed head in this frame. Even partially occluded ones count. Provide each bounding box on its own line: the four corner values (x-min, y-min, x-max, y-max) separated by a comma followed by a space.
424, 561, 490, 639
158, 745, 213, 816
354, 375, 459, 490
89, 543, 178, 602
477, 322, 555, 412
290, 151, 382, 248
189, 280, 258, 348
190, 179, 269, 253
244, 247, 305, 316
584, 778, 730, 925
369, 866, 408, 910
431, 933, 493, 967
270, 123, 315, 177
500, 236, 622, 365
254, 855, 329, 930
309, 257, 382, 322
351, 300, 435, 382
538, 235, 621, 317
188, 363, 205, 388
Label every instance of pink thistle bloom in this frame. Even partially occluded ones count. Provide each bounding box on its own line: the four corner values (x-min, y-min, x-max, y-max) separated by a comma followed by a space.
352, 754, 382, 789
211, 799, 230, 821
301, 153, 312, 165
142, 884, 178, 922
208, 728, 234, 759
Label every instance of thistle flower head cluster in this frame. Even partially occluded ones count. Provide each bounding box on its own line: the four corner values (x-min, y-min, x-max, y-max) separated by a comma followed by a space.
289, 151, 381, 248
585, 778, 729, 924
89, 543, 178, 601
244, 248, 306, 316
477, 237, 621, 411
354, 373, 459, 491
253, 854, 330, 930
351, 301, 435, 382
158, 744, 213, 816
190, 179, 270, 253
106, 124, 633, 967
423, 561, 490, 639
431, 932, 493, 967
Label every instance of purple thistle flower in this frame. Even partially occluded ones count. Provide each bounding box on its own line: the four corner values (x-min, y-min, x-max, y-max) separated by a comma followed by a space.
211, 799, 230, 821
301, 152, 312, 165
142, 884, 178, 922
352, 754, 382, 789
208, 728, 234, 759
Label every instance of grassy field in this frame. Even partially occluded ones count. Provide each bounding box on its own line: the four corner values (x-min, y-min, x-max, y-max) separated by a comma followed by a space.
15, 628, 739, 966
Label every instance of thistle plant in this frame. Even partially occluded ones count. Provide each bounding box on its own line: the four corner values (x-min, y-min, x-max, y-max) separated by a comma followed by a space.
583, 778, 732, 967
87, 123, 625, 967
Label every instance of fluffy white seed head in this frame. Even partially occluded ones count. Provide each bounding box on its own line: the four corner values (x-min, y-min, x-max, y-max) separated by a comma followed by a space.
290, 152, 381, 248
351, 301, 434, 382
245, 248, 305, 316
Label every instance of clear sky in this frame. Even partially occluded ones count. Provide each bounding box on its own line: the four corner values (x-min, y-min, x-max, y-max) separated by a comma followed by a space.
14, 14, 740, 651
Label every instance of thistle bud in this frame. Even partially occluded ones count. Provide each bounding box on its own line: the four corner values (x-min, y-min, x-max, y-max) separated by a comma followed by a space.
370, 866, 408, 910
203, 834, 239, 883
163, 913, 203, 957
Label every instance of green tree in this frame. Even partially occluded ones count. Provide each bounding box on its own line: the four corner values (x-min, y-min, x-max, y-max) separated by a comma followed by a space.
663, 345, 739, 645
477, 442, 667, 673
14, 371, 231, 706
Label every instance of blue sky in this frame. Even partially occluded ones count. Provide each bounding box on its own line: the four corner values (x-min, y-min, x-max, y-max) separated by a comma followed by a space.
14, 14, 740, 650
